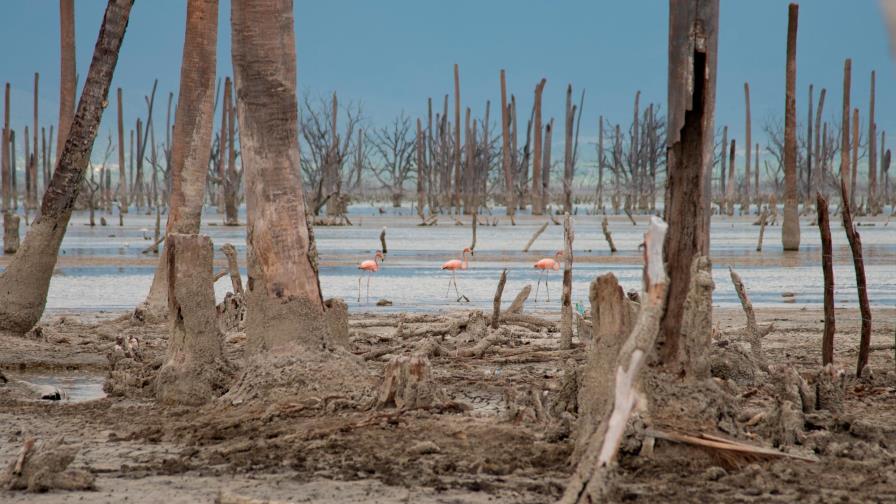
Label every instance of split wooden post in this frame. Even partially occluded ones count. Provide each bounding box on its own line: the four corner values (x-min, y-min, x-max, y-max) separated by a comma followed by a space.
491, 269, 507, 330
839, 180, 871, 376
560, 213, 574, 349
816, 193, 835, 365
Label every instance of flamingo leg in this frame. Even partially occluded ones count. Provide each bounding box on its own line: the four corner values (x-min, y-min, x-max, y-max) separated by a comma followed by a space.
358, 275, 362, 303
534, 270, 543, 302
546, 273, 551, 302
453, 271, 460, 298
446, 272, 452, 297
366, 273, 371, 304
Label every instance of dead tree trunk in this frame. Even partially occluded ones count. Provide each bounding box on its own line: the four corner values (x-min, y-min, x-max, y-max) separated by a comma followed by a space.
156, 234, 231, 405
491, 269, 507, 330
601, 216, 617, 253
232, 0, 328, 351
57, 0, 77, 167
531, 79, 547, 215
658, 0, 718, 369
0, 0, 133, 333
839, 181, 871, 376
453, 64, 461, 213
560, 213, 574, 349
782, 3, 800, 251
816, 193, 835, 366
2, 83, 9, 212
543, 119, 554, 211
416, 118, 426, 219
116, 87, 128, 212
840, 59, 851, 194
868, 70, 877, 213
221, 242, 243, 294
563, 85, 575, 214
744, 82, 752, 209
719, 125, 727, 203
851, 108, 859, 211
223, 77, 239, 226
141, 0, 219, 318
500, 70, 514, 217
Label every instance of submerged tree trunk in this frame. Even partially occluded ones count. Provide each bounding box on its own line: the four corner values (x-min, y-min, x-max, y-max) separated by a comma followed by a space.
223, 77, 239, 226
0, 0, 133, 333
232, 0, 328, 351
500, 70, 514, 216
2, 83, 9, 212
744, 82, 752, 210
657, 0, 718, 370
782, 3, 800, 251
141, 0, 219, 317
840, 59, 851, 195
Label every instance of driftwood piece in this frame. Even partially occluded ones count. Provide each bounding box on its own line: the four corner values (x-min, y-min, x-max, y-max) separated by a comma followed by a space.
456, 329, 509, 358
840, 180, 871, 376
560, 213, 574, 349
817, 193, 835, 365
561, 216, 668, 504
522, 221, 549, 252
601, 216, 617, 253
221, 243, 243, 294
1, 437, 95, 492
646, 429, 817, 463
505, 285, 532, 315
491, 269, 507, 329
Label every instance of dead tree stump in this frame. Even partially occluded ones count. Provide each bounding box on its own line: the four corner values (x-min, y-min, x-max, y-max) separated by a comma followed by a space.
729, 267, 773, 369
1, 437, 95, 492
324, 297, 349, 349
377, 353, 444, 410
156, 234, 233, 405
575, 273, 632, 461
491, 269, 508, 329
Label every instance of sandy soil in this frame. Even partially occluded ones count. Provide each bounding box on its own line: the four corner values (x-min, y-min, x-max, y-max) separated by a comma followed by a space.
1, 302, 894, 503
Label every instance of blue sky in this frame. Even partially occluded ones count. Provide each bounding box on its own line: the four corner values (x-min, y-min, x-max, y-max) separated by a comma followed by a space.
0, 0, 893, 167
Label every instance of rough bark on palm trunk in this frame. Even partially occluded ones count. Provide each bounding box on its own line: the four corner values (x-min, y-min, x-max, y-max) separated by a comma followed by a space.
57, 0, 77, 168
744, 82, 752, 209
156, 234, 232, 405
223, 77, 239, 226
232, 0, 327, 351
782, 3, 800, 251
839, 181, 871, 376
658, 0, 718, 369
2, 83, 9, 211
840, 59, 851, 195
0, 0, 133, 333
141, 0, 219, 317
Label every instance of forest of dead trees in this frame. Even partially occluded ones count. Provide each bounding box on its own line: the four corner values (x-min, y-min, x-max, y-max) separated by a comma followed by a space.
3, 37, 892, 231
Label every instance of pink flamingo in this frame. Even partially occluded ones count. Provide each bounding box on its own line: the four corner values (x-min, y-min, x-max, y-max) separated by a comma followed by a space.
533, 250, 562, 302
441, 247, 472, 298
357, 250, 384, 303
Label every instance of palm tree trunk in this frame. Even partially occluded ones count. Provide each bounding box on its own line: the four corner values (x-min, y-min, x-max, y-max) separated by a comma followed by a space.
140, 0, 219, 316
0, 0, 133, 333
57, 0, 77, 166
231, 0, 327, 352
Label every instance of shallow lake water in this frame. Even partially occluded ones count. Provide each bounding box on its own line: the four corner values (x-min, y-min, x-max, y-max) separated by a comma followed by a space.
5, 204, 894, 316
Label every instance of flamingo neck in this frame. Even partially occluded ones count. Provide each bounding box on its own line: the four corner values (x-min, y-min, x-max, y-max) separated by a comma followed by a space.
462, 251, 469, 270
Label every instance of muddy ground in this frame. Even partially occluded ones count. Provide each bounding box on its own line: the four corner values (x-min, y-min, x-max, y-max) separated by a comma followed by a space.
1, 302, 894, 503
